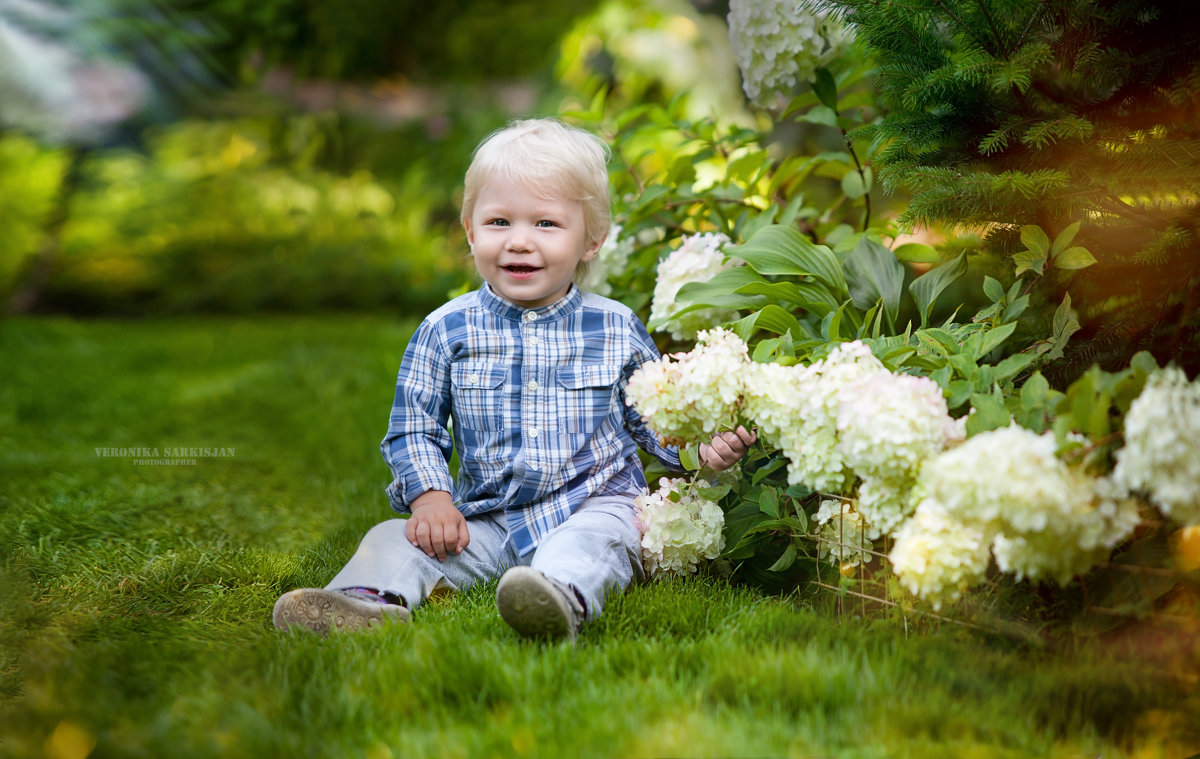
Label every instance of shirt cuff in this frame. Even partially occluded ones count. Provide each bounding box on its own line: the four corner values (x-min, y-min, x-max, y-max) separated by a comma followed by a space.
385, 467, 455, 514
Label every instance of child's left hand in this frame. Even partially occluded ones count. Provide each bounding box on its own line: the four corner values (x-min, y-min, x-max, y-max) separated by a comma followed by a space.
698, 425, 757, 472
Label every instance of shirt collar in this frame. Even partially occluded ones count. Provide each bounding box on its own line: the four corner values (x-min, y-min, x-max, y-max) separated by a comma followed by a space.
478, 283, 583, 323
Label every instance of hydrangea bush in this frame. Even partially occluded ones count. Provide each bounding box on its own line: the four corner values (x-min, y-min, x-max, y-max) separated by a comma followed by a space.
565, 11, 1194, 619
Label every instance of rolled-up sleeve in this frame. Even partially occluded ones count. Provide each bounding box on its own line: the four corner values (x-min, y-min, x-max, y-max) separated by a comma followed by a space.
621, 314, 683, 472
380, 319, 456, 512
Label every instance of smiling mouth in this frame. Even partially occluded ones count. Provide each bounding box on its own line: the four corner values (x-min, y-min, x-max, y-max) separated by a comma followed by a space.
502, 265, 542, 274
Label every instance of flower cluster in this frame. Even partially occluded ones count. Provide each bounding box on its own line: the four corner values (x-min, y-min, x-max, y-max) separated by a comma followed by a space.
742, 341, 886, 494
625, 327, 750, 446
649, 233, 738, 340
636, 476, 726, 576
888, 501, 991, 609
726, 0, 854, 106
889, 425, 1140, 603
1112, 367, 1200, 525
836, 371, 964, 536
814, 498, 874, 568
576, 224, 635, 296
632, 337, 961, 537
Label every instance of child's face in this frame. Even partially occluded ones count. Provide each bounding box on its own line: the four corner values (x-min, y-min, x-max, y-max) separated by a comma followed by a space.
465, 174, 601, 310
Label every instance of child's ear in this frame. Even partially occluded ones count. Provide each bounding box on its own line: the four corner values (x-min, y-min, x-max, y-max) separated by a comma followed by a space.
464, 221, 475, 250
581, 232, 606, 262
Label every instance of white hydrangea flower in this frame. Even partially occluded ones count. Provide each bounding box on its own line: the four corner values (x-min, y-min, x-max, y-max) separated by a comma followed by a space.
576, 223, 635, 296
837, 371, 961, 483
990, 475, 1141, 584
649, 232, 738, 340
636, 476, 726, 576
888, 499, 992, 610
907, 425, 1141, 587
1112, 367, 1200, 525
919, 425, 1079, 534
625, 327, 751, 446
854, 476, 918, 540
814, 497, 844, 526
743, 341, 885, 493
815, 498, 874, 568
726, 0, 854, 106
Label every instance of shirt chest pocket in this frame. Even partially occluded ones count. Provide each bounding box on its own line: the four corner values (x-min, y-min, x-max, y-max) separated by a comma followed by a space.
451, 363, 507, 431
555, 364, 621, 434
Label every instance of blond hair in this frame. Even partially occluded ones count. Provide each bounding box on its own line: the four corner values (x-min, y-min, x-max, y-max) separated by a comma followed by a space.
461, 118, 612, 270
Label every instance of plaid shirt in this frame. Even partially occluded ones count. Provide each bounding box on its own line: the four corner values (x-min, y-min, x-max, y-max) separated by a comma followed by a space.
381, 284, 683, 555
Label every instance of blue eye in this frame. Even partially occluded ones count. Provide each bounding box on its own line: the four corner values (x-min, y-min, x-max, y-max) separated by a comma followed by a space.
537, 220, 559, 228
488, 218, 509, 227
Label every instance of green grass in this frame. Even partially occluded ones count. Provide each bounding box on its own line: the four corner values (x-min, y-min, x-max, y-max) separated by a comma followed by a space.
1, 315, 1197, 758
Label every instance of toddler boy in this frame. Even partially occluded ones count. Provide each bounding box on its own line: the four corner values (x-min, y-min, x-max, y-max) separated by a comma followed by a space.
273, 118, 755, 641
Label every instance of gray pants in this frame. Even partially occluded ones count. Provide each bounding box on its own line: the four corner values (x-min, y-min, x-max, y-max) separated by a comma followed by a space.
325, 494, 646, 620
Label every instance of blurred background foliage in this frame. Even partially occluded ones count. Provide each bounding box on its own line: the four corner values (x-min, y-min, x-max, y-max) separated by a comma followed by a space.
0, 0, 752, 316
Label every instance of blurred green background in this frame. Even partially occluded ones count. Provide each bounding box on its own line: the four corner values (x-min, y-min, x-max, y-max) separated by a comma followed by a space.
0, 0, 750, 317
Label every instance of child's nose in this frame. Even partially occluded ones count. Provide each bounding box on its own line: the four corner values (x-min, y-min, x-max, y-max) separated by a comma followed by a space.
505, 226, 532, 252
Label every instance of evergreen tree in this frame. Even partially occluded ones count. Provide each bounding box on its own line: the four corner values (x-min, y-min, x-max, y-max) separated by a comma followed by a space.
815, 0, 1200, 378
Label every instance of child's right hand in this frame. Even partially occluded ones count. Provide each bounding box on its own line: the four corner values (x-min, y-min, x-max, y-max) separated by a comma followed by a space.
406, 490, 470, 561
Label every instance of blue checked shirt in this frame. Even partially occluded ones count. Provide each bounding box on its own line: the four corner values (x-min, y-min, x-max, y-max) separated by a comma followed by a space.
381, 283, 683, 555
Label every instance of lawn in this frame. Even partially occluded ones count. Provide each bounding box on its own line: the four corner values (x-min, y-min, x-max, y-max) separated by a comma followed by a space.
1, 316, 1196, 758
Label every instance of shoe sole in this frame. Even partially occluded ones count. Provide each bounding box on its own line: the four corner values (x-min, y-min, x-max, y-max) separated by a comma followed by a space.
495, 567, 575, 641
272, 589, 409, 634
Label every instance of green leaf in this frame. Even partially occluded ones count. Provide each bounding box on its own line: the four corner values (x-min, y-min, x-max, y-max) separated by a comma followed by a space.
649, 293, 766, 330
1051, 221, 1081, 256
945, 380, 974, 410
842, 170, 866, 199
994, 352, 1035, 383
679, 445, 701, 471
1130, 351, 1160, 376
966, 393, 1012, 436
983, 276, 1005, 303
843, 236, 904, 327
697, 482, 734, 502
916, 327, 961, 356
751, 456, 788, 485
729, 225, 849, 300
824, 301, 854, 340
1002, 294, 1030, 323
675, 267, 768, 304
1020, 371, 1050, 410
759, 487, 781, 518
880, 345, 917, 369
734, 280, 840, 315
754, 304, 805, 337
893, 242, 941, 263
767, 541, 798, 572
909, 253, 968, 328
979, 321, 1017, 357
800, 106, 840, 129
1013, 248, 1046, 276
1053, 246, 1097, 270
1053, 292, 1074, 337
1020, 225, 1050, 256
813, 67, 838, 111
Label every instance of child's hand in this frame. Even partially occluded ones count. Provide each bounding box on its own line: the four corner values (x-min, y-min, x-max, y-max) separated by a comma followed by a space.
406, 490, 470, 561
698, 425, 757, 472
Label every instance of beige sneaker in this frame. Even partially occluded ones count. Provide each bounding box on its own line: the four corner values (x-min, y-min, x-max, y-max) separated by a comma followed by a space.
495, 567, 584, 642
272, 588, 409, 634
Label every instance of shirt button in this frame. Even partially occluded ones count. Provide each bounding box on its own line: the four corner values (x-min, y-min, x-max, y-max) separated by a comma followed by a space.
526, 380, 539, 392
528, 336, 540, 347
523, 311, 538, 322
467, 374, 480, 386
528, 427, 539, 438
